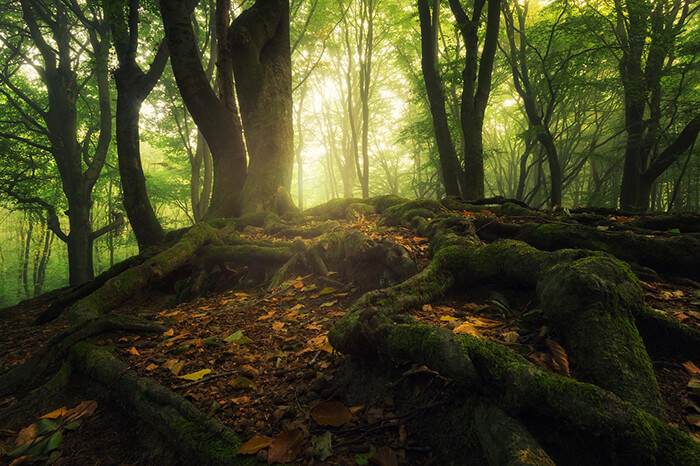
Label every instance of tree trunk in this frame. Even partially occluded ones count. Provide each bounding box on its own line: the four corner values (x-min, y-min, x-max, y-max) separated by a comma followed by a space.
230, 0, 295, 215
161, 0, 248, 218
110, 0, 167, 249
449, 0, 500, 200
417, 0, 462, 197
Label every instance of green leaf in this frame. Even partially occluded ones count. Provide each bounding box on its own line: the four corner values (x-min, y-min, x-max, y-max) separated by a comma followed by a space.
312, 431, 333, 461
318, 287, 336, 296
354, 444, 376, 465
45, 431, 63, 453
63, 420, 83, 431
36, 418, 59, 435
224, 331, 253, 345
668, 228, 681, 234
7, 442, 32, 458
203, 336, 224, 347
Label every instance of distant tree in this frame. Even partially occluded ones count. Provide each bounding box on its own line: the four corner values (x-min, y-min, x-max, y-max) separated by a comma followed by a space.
0, 0, 123, 284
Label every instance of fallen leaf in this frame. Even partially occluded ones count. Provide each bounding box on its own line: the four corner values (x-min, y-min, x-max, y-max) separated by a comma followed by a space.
145, 363, 158, 371
39, 407, 68, 420
163, 328, 174, 337
453, 322, 481, 337
179, 369, 212, 381
312, 431, 333, 461
288, 304, 304, 312
311, 401, 352, 427
546, 339, 571, 377
502, 331, 519, 343
293, 281, 305, 289
318, 287, 336, 295
470, 317, 503, 328
440, 315, 458, 322
237, 435, 273, 455
320, 300, 337, 308
371, 445, 399, 466
422, 304, 433, 312
15, 424, 38, 447
688, 414, 700, 428
224, 331, 253, 345
229, 377, 255, 389
267, 428, 304, 464
63, 401, 98, 423
682, 361, 700, 377
127, 347, 140, 356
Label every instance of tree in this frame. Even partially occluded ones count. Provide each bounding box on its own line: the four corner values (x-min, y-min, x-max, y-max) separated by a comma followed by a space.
582, 0, 700, 210
417, 0, 463, 197
0, 0, 123, 284
161, 0, 294, 217
107, 0, 168, 249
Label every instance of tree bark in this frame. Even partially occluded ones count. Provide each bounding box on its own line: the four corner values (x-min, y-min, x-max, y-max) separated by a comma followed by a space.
230, 0, 295, 215
417, 0, 462, 197
160, 0, 248, 218
110, 0, 168, 249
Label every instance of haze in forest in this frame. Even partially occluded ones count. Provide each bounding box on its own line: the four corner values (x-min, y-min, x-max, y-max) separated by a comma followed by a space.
0, 0, 698, 307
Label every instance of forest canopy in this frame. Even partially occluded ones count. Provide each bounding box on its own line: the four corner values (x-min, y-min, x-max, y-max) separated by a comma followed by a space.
0, 0, 698, 304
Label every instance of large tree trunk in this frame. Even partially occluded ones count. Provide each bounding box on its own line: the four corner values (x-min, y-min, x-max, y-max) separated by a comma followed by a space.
160, 0, 248, 218
230, 0, 295, 215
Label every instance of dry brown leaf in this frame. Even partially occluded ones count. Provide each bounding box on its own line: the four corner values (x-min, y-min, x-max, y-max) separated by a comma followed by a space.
145, 363, 158, 371
64, 400, 98, 423
15, 424, 38, 447
311, 401, 352, 427
470, 317, 503, 328
163, 328, 174, 337
502, 331, 519, 343
546, 339, 570, 377
272, 321, 286, 332
267, 428, 304, 464
453, 322, 481, 337
126, 347, 140, 356
237, 435, 273, 455
293, 281, 304, 289
371, 445, 399, 466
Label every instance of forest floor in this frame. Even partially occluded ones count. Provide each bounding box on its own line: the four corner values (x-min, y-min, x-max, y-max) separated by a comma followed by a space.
1, 213, 699, 465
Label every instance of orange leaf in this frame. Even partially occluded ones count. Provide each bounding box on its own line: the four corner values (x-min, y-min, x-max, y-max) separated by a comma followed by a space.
453, 322, 481, 337
272, 321, 286, 331
267, 429, 304, 463
15, 424, 38, 447
195, 338, 202, 348
310, 401, 352, 427
127, 347, 140, 356
39, 407, 68, 420
682, 361, 700, 377
163, 328, 174, 337
293, 281, 304, 289
546, 339, 570, 377
145, 363, 158, 371
237, 435, 273, 455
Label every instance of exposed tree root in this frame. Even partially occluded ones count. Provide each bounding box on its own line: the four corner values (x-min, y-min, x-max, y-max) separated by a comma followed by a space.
68, 343, 253, 465
0, 316, 164, 398
6, 196, 699, 464
329, 199, 699, 464
474, 218, 700, 280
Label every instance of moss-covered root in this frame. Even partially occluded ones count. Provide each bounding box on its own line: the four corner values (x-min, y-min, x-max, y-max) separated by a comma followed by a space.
634, 306, 700, 361
69, 343, 257, 466
0, 316, 164, 398
314, 230, 419, 291
331, 314, 700, 464
68, 223, 222, 326
477, 221, 700, 280
538, 256, 664, 418
472, 404, 555, 466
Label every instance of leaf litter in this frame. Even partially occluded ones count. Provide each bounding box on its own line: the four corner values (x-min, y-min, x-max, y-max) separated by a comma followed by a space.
1, 214, 699, 462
